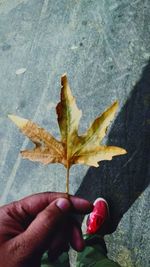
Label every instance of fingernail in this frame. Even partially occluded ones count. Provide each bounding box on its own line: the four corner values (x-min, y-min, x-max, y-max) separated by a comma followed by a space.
56, 198, 71, 212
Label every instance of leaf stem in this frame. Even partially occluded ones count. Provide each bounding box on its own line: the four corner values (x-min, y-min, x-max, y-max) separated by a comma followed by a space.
66, 164, 70, 195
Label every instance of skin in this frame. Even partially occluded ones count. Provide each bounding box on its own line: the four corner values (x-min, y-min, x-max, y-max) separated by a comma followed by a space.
0, 192, 93, 267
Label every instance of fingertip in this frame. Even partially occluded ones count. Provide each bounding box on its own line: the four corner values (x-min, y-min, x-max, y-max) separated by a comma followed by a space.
55, 198, 71, 212
75, 238, 85, 252
70, 197, 94, 214
69, 222, 85, 252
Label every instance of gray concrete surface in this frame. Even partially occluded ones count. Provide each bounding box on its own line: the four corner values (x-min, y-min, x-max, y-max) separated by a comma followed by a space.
0, 0, 150, 266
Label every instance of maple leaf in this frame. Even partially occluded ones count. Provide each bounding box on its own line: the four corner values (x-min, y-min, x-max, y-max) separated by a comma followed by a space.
8, 74, 127, 194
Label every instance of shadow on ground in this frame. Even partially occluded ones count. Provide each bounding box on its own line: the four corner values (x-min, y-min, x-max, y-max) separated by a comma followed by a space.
76, 61, 150, 233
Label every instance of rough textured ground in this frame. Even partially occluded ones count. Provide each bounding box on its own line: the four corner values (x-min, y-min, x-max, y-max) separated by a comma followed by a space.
0, 1, 150, 266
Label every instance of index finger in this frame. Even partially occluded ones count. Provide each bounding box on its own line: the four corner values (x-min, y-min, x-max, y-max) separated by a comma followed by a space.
6, 192, 93, 218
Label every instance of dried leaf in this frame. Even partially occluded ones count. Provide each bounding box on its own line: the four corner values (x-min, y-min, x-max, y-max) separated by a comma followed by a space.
9, 74, 127, 193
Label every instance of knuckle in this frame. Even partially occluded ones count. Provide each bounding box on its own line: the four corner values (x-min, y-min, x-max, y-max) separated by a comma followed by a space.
9, 238, 29, 259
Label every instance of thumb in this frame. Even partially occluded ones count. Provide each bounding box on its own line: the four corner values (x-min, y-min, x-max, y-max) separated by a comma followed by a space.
13, 198, 71, 256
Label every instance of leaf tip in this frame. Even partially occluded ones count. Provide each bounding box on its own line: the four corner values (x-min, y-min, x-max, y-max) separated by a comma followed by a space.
122, 148, 127, 155
112, 100, 119, 110
61, 73, 68, 85
8, 114, 28, 129
115, 147, 127, 156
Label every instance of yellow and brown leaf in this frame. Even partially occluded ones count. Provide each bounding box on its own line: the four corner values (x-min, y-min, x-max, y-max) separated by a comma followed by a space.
9, 74, 126, 170
9, 74, 127, 193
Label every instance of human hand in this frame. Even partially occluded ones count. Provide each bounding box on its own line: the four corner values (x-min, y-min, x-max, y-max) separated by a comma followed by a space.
0, 192, 93, 267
